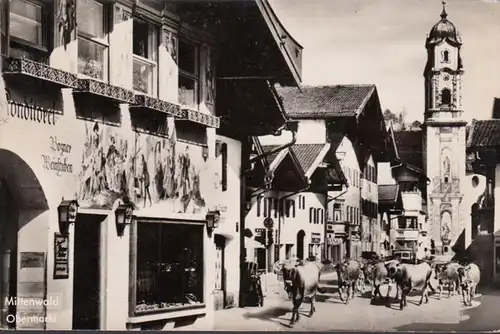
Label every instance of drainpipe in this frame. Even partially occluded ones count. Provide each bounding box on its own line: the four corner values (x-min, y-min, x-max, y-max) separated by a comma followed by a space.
248, 122, 298, 165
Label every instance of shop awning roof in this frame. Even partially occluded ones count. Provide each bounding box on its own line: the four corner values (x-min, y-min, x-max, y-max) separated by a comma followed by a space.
379, 184, 403, 209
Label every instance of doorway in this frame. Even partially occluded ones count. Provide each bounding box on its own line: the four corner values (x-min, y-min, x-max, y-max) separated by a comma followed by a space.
214, 235, 226, 309
72, 214, 102, 329
0, 179, 18, 329
296, 230, 305, 260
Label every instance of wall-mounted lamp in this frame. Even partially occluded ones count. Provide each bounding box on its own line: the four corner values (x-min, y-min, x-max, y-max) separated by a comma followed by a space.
115, 203, 134, 237
206, 210, 220, 236
202, 146, 209, 162
57, 199, 79, 234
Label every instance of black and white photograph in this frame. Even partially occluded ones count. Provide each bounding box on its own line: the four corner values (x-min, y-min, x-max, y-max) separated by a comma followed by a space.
0, 0, 499, 331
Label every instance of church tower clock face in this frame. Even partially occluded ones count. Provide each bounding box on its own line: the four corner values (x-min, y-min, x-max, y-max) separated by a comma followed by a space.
422, 1, 467, 259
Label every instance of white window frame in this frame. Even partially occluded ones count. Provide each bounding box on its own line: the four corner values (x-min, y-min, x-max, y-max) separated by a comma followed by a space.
132, 18, 158, 96
77, 0, 109, 82
178, 38, 200, 109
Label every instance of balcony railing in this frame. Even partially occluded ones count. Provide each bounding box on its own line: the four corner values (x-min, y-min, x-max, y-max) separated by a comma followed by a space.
395, 228, 419, 240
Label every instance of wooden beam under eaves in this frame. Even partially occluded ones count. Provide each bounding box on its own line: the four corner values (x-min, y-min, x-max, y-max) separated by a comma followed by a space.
217, 76, 276, 80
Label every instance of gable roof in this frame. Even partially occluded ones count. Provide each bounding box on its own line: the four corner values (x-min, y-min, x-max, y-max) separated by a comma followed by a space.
276, 84, 376, 119
467, 119, 500, 148
393, 130, 424, 171
290, 144, 328, 177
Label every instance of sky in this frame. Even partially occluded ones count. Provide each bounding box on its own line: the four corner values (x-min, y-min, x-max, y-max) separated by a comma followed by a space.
269, 0, 500, 122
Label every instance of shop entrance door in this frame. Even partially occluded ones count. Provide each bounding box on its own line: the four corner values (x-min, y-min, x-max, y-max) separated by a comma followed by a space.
72, 214, 102, 329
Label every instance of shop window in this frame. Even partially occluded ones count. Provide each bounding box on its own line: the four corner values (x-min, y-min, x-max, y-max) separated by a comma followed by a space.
308, 244, 314, 258
135, 222, 204, 314
9, 0, 51, 62
132, 18, 158, 95
255, 248, 266, 271
178, 39, 199, 109
77, 0, 109, 81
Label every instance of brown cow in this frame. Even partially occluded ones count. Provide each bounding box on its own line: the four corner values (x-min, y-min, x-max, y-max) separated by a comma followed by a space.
281, 259, 332, 325
434, 262, 462, 299
458, 263, 480, 306
389, 261, 434, 310
336, 259, 362, 304
371, 259, 400, 301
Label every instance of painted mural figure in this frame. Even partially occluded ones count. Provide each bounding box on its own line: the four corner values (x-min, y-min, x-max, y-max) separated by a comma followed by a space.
141, 154, 152, 207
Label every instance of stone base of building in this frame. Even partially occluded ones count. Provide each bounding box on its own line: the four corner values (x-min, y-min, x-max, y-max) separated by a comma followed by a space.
214, 290, 239, 310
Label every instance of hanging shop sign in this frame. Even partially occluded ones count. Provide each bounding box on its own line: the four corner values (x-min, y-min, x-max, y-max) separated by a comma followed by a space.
311, 232, 321, 244
263, 217, 274, 229
54, 233, 70, 279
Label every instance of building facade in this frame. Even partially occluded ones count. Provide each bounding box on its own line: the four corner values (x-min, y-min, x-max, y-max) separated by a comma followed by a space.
0, 0, 301, 329
260, 84, 392, 261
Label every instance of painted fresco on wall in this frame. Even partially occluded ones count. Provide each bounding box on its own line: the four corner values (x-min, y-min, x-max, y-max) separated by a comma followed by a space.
79, 122, 131, 208
78, 121, 207, 213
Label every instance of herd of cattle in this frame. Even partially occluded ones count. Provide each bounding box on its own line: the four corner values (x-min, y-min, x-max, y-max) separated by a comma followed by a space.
274, 257, 481, 326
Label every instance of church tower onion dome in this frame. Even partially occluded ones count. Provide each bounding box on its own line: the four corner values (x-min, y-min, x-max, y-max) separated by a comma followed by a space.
426, 1, 462, 48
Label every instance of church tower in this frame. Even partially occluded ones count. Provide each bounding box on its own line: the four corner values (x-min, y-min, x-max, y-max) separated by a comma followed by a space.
423, 1, 467, 259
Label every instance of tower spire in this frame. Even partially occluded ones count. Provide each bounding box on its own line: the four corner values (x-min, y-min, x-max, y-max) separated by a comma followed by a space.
441, 1, 448, 20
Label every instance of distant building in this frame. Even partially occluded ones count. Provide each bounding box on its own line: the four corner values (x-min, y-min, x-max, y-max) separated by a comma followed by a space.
260, 84, 392, 261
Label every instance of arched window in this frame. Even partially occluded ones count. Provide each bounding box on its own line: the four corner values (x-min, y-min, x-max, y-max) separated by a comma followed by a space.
442, 50, 450, 63
441, 88, 451, 106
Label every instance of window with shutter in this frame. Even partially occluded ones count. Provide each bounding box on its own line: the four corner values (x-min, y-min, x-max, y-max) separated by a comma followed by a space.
257, 197, 261, 217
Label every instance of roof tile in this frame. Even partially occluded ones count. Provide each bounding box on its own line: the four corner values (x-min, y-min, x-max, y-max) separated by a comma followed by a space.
290, 144, 326, 174
276, 85, 375, 119
393, 130, 423, 170
467, 119, 500, 148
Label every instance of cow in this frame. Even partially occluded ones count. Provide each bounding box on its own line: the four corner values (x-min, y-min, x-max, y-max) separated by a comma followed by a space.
388, 261, 435, 310
434, 262, 462, 299
336, 259, 362, 304
457, 263, 480, 307
371, 259, 400, 301
281, 259, 332, 326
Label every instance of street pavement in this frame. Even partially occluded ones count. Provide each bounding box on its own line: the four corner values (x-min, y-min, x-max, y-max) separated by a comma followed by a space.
214, 272, 500, 331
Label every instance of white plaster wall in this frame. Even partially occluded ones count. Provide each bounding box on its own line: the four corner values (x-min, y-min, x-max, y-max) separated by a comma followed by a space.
212, 135, 241, 302
433, 41, 459, 72
258, 120, 327, 146
361, 156, 377, 203
377, 162, 396, 185
334, 137, 361, 211
494, 165, 500, 234
462, 173, 487, 248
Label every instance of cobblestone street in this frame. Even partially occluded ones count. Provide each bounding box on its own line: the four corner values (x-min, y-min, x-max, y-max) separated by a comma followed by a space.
215, 273, 467, 331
